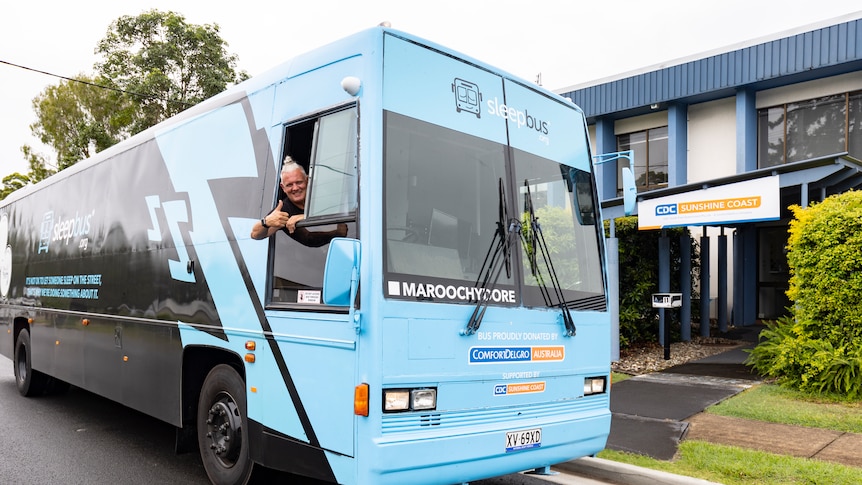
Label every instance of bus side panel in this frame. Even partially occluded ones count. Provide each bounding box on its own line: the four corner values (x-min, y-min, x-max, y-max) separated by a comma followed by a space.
154, 89, 351, 483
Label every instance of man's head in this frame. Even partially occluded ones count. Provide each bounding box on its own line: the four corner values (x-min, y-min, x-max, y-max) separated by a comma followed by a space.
280, 156, 308, 209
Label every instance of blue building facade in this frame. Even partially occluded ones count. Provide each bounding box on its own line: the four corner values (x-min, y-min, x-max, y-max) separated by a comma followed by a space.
559, 13, 862, 331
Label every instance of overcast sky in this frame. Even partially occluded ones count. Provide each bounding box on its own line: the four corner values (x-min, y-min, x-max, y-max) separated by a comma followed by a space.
2, 1, 860, 178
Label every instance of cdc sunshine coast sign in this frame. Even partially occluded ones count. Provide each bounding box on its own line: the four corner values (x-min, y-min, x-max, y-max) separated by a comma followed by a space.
638, 176, 781, 229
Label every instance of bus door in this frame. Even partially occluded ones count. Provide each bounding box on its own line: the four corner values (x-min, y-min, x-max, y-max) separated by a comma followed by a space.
261, 105, 359, 457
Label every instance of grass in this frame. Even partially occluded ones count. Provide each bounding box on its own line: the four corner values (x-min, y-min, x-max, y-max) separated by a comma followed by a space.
598, 382, 862, 483
598, 441, 862, 485
707, 384, 862, 433
611, 372, 632, 384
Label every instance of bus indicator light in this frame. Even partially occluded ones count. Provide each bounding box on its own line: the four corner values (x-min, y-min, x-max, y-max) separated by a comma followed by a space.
354, 383, 369, 416
244, 353, 256, 363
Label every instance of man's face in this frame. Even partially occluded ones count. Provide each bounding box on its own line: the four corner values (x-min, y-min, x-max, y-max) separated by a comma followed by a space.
281, 169, 308, 209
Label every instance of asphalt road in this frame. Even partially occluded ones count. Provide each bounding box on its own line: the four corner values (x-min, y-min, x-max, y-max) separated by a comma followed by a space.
0, 355, 605, 485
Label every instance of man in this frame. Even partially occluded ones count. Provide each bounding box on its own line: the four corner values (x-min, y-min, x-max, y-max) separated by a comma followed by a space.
251, 156, 346, 246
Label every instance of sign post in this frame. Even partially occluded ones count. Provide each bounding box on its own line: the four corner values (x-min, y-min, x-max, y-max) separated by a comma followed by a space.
652, 293, 682, 360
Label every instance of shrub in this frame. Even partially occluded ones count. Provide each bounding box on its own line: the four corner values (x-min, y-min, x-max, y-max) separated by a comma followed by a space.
605, 216, 699, 347
747, 190, 862, 399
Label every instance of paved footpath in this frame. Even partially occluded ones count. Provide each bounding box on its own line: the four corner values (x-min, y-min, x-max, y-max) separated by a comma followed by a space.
686, 413, 862, 468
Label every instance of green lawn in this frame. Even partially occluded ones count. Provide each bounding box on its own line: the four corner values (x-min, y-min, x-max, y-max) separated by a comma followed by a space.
611, 372, 632, 384
599, 441, 862, 485
598, 382, 862, 483
707, 384, 862, 433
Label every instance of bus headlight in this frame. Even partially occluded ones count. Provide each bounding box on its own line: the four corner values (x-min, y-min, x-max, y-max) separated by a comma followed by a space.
383, 388, 437, 412
411, 389, 437, 410
583, 376, 607, 395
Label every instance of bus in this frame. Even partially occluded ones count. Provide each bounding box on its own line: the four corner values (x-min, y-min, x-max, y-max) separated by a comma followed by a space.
0, 25, 613, 485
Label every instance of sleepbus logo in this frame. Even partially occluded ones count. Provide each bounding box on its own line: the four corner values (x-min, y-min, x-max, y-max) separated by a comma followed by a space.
450, 78, 551, 136
451, 78, 482, 118
38, 209, 95, 253
486, 97, 550, 135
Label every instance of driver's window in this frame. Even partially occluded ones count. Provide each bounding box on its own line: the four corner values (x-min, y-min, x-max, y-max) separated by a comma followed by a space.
269, 105, 358, 307
306, 108, 357, 219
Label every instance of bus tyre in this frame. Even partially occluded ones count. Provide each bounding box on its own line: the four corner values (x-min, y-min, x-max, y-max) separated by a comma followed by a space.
197, 364, 253, 485
14, 330, 50, 397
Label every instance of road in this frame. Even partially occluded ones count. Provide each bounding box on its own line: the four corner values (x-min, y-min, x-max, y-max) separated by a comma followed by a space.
0, 355, 608, 484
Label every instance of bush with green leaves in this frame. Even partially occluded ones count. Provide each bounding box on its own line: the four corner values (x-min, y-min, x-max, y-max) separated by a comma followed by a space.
747, 190, 862, 399
605, 217, 699, 348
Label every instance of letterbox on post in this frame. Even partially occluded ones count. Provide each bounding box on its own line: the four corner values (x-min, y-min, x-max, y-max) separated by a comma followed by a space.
652, 293, 682, 359
652, 293, 682, 309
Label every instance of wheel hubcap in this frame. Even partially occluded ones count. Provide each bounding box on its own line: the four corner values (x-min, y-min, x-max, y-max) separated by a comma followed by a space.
204, 394, 242, 467
16, 348, 27, 384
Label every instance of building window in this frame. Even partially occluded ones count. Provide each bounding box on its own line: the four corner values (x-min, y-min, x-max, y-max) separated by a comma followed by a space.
850, 91, 862, 159
758, 91, 862, 168
617, 126, 668, 193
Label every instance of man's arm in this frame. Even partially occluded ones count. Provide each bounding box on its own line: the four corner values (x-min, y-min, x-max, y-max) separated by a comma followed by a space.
290, 223, 349, 248
250, 216, 282, 240
251, 200, 290, 240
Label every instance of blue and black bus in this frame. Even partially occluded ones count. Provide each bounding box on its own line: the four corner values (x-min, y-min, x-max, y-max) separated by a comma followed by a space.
0, 25, 612, 484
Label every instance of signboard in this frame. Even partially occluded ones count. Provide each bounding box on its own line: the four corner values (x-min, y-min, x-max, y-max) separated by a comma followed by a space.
638, 176, 780, 229
652, 293, 682, 308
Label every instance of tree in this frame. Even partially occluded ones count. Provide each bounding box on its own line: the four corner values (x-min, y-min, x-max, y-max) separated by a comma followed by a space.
9, 9, 249, 200
30, 74, 132, 170
0, 173, 29, 201
95, 9, 249, 135
0, 146, 54, 200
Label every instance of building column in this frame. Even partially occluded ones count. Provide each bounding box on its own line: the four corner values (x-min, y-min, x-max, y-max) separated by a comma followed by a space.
717, 230, 728, 332
658, 231, 670, 344
594, 117, 617, 201
668, 103, 688, 187
680, 233, 691, 341
607, 222, 620, 361
736, 88, 757, 174
733, 225, 758, 327
700, 228, 710, 337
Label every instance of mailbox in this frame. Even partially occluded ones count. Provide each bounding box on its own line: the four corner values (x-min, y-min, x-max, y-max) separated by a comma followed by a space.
652, 293, 682, 308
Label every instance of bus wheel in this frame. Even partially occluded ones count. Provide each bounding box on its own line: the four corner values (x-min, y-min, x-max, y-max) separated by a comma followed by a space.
197, 364, 253, 485
13, 330, 50, 397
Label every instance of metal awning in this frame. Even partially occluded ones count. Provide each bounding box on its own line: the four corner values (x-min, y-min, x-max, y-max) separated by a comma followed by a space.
601, 153, 862, 222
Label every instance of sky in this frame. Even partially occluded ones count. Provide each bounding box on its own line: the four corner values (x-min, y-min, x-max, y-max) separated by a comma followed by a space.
2, 0, 860, 179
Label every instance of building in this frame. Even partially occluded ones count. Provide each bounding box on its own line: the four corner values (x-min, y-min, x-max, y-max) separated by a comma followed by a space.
558, 13, 862, 334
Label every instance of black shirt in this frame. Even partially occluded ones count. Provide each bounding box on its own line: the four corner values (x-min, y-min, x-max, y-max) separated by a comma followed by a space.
269, 197, 340, 248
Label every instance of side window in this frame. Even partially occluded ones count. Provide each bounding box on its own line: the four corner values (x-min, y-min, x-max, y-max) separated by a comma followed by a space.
269, 105, 358, 307
306, 108, 358, 219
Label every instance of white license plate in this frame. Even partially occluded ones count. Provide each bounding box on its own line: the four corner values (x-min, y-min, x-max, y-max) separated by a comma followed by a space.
505, 427, 542, 452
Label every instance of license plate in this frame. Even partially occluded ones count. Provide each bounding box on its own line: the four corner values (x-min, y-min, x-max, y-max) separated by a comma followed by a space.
505, 427, 542, 452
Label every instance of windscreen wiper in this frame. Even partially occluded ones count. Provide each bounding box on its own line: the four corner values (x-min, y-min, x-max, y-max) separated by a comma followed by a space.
464, 179, 519, 336
521, 181, 577, 336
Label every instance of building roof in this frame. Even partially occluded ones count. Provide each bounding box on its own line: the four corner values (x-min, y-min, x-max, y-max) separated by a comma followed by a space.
559, 13, 862, 123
